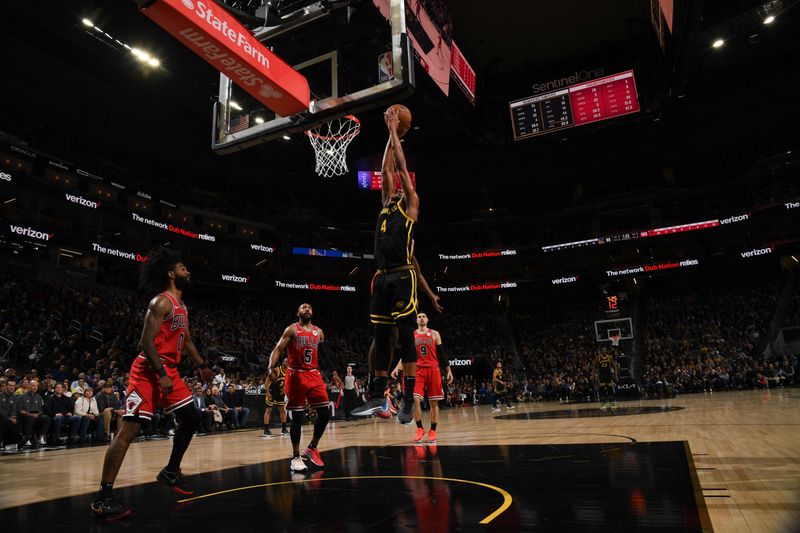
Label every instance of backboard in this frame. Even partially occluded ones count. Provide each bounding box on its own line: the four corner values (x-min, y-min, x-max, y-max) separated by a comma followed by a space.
212, 0, 414, 154
594, 317, 634, 342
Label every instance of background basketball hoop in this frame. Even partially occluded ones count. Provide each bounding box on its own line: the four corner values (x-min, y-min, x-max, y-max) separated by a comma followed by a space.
306, 115, 361, 177
609, 334, 621, 347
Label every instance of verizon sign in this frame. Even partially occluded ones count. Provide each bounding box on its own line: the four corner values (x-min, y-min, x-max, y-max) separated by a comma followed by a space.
9, 224, 53, 241
140, 0, 309, 116
740, 246, 773, 258
65, 194, 100, 209
221, 274, 249, 283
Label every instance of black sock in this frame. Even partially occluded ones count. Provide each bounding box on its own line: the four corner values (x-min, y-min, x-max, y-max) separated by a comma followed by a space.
293, 450, 300, 458
430, 422, 437, 431
308, 442, 317, 449
403, 377, 416, 400
373, 376, 388, 398
281, 423, 287, 431
99, 482, 113, 497
264, 424, 270, 431
416, 420, 423, 429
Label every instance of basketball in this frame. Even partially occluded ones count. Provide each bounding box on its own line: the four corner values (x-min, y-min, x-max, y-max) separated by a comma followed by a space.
387, 104, 412, 138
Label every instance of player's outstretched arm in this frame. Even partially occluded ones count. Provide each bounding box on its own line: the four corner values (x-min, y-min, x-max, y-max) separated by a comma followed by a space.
139, 295, 173, 393
386, 108, 419, 220
268, 325, 295, 371
380, 137, 395, 206
412, 256, 443, 313
391, 358, 403, 379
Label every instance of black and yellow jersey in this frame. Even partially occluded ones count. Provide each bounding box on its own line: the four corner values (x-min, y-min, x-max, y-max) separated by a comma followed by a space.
597, 354, 614, 377
271, 365, 286, 393
374, 198, 415, 269
493, 368, 505, 391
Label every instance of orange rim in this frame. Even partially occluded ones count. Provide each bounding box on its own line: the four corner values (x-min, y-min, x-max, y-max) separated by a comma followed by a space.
305, 115, 361, 141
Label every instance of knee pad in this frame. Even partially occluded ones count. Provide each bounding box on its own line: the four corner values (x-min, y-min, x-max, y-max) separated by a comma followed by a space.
315, 406, 330, 424
174, 404, 200, 431
290, 411, 305, 427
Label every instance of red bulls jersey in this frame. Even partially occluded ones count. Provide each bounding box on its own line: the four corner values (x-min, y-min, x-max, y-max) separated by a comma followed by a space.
138, 291, 188, 367
414, 329, 438, 368
287, 323, 321, 371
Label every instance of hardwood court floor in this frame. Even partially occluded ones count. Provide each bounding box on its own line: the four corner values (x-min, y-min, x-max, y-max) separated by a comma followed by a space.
1, 389, 798, 532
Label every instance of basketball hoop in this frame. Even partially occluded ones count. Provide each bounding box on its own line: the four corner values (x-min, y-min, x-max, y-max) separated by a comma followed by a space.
305, 115, 361, 177
610, 334, 621, 347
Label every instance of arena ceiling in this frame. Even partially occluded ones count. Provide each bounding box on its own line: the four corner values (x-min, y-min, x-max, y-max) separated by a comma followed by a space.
0, 0, 797, 207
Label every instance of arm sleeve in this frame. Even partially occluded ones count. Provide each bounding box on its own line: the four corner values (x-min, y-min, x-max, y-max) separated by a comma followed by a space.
438, 345, 448, 370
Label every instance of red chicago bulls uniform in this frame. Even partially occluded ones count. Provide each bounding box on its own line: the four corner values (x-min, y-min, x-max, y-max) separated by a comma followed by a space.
284, 322, 329, 411
124, 291, 193, 421
413, 328, 444, 401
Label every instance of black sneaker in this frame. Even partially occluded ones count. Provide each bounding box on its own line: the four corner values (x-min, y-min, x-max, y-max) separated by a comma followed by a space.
281, 428, 289, 436
90, 494, 131, 520
262, 428, 273, 438
351, 398, 385, 417
156, 468, 194, 495
397, 398, 413, 424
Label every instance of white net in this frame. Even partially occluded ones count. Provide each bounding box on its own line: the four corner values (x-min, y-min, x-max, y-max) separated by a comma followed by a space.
305, 115, 361, 177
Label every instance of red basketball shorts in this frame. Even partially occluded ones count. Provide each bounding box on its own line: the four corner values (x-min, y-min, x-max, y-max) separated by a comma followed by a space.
124, 357, 192, 421
413, 365, 444, 401
285, 368, 329, 411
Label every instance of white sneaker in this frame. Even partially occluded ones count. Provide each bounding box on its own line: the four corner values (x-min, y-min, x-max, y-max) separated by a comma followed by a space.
167, 429, 175, 436
492, 407, 501, 412
38, 436, 46, 445
290, 456, 308, 472
507, 405, 515, 409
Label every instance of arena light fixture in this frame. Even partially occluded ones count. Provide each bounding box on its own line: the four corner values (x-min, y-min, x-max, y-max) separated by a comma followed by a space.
230, 101, 243, 111
712, 38, 725, 48
82, 18, 94, 27
763, 15, 775, 24
282, 134, 291, 140
147, 57, 160, 67
254, 117, 265, 124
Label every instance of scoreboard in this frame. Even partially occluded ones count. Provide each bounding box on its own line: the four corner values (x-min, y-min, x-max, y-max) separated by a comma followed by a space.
357, 170, 417, 190
510, 70, 640, 141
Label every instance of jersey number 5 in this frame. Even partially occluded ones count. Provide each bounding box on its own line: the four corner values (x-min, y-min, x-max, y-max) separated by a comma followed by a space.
304, 348, 313, 364
380, 219, 387, 233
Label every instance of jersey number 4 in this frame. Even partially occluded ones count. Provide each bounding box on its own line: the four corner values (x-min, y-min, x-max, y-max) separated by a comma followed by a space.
380, 219, 387, 233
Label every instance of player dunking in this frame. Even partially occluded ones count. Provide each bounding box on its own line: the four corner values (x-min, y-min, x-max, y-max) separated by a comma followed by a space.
594, 348, 618, 411
91, 249, 213, 519
263, 358, 288, 437
353, 106, 420, 424
267, 303, 331, 472
392, 313, 452, 443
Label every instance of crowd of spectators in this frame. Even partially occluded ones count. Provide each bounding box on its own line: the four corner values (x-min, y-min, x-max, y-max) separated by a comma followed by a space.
642, 278, 797, 396
2, 270, 799, 451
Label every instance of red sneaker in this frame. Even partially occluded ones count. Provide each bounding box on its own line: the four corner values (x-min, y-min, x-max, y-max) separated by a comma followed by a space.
304, 446, 325, 467
377, 406, 392, 419
427, 430, 437, 444
414, 427, 425, 443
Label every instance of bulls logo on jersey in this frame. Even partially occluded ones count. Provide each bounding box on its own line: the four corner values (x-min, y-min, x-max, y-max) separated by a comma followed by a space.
170, 314, 187, 331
